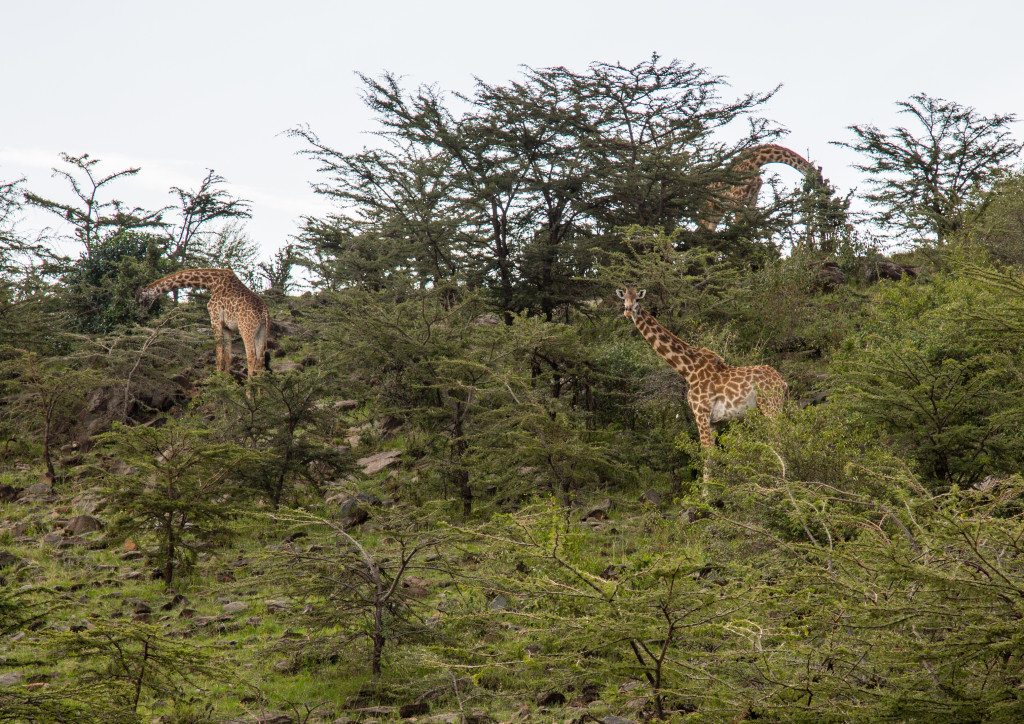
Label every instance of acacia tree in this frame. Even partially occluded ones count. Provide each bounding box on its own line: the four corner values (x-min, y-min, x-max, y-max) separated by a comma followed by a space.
24, 153, 167, 259
168, 169, 251, 267
269, 508, 448, 679
836, 93, 1022, 244
94, 417, 260, 586
0, 351, 99, 480
293, 56, 784, 315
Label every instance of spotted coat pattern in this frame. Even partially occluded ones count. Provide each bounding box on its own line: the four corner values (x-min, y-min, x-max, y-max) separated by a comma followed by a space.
139, 268, 269, 378
617, 287, 787, 452
699, 144, 824, 231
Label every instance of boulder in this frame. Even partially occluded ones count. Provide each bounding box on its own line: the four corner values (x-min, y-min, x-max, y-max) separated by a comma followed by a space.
488, 594, 509, 611
864, 259, 918, 283
0, 672, 24, 686
0, 484, 20, 502
399, 702, 430, 717
264, 599, 290, 613
18, 481, 53, 501
334, 399, 359, 411
356, 450, 401, 475
640, 489, 664, 506
536, 690, 566, 707
472, 312, 502, 326
273, 360, 303, 373
581, 498, 612, 521
64, 515, 103, 535
223, 601, 249, 615
0, 551, 23, 569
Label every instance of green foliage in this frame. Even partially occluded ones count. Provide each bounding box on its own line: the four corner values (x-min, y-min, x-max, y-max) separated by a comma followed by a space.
961, 172, 1024, 265
57, 230, 170, 333
0, 350, 101, 478
834, 272, 1024, 489
55, 621, 219, 717
292, 56, 799, 314
5, 57, 1024, 723
837, 93, 1022, 244
267, 508, 447, 680
198, 369, 349, 506
93, 416, 262, 586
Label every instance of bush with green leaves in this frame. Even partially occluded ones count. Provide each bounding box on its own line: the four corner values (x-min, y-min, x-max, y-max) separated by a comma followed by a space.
198, 369, 349, 506
93, 416, 262, 586
834, 270, 1024, 489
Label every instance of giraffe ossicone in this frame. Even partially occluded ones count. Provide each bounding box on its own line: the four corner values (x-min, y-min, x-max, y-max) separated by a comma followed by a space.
616, 287, 787, 475
139, 268, 270, 378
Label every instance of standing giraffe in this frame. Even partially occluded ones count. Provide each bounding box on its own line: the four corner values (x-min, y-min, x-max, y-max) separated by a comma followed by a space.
699, 144, 824, 231
138, 268, 269, 378
616, 287, 786, 476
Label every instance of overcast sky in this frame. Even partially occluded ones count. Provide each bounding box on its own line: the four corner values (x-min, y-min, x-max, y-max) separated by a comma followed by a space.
2, 0, 1022, 260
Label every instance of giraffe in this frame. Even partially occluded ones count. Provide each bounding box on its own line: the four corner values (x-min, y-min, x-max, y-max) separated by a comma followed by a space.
699, 144, 824, 231
138, 268, 270, 378
616, 287, 786, 477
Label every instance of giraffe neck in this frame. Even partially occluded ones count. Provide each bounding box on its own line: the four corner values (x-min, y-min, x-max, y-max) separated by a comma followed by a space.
735, 144, 821, 180
632, 309, 721, 385
143, 269, 236, 295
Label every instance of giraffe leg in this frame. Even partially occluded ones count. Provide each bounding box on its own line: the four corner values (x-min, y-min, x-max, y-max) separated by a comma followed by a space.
210, 313, 227, 374
239, 320, 267, 378
695, 413, 715, 484
221, 331, 233, 370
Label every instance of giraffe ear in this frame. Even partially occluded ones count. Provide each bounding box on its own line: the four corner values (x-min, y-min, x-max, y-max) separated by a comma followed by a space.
636, 289, 646, 299
615, 289, 625, 299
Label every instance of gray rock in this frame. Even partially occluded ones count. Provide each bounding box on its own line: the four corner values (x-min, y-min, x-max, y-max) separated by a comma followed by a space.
536, 690, 565, 707
18, 481, 53, 501
273, 359, 303, 373
399, 702, 430, 717
0, 671, 24, 686
10, 520, 33, 537
70, 492, 104, 515
581, 498, 612, 521
356, 449, 401, 475
223, 601, 249, 614
488, 595, 509, 611
0, 551, 23, 569
161, 594, 186, 611
473, 312, 502, 325
64, 515, 103, 535
335, 399, 359, 411
264, 599, 290, 613
640, 489, 664, 506
42, 532, 62, 545
0, 484, 19, 502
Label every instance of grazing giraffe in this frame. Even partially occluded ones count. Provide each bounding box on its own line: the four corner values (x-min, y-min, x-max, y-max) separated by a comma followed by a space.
138, 268, 269, 378
616, 287, 786, 477
699, 144, 824, 231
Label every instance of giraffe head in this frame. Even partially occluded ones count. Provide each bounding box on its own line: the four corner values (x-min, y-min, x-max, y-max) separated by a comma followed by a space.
615, 287, 646, 319
136, 285, 161, 307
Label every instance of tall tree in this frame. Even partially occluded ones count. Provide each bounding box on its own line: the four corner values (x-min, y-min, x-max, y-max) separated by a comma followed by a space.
168, 170, 251, 266
836, 93, 1022, 244
24, 153, 167, 258
293, 56, 782, 316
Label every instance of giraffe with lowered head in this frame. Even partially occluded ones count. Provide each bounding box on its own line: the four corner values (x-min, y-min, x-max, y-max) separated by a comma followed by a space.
138, 268, 270, 378
699, 144, 824, 231
617, 287, 786, 474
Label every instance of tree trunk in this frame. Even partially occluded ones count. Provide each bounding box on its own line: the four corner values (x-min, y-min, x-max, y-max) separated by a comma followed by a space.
163, 514, 175, 587
371, 599, 384, 678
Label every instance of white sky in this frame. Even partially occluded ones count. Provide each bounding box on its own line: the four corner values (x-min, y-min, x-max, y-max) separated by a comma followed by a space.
2, 0, 1022, 260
